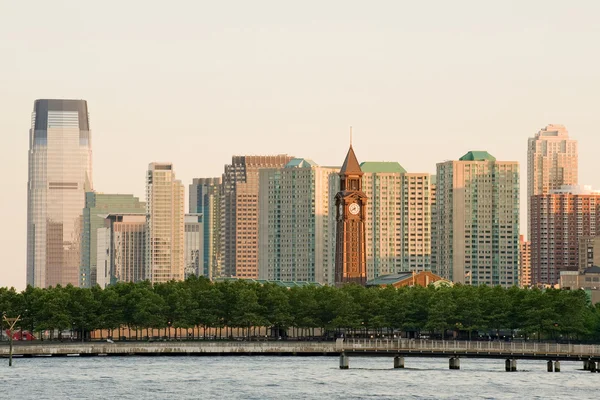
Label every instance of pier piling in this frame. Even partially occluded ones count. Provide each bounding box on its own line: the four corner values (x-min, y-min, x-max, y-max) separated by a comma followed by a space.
393, 356, 405, 369
449, 357, 460, 370
339, 353, 349, 370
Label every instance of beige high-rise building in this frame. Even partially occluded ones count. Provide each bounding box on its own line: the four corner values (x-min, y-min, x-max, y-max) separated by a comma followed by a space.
146, 163, 185, 283
527, 124, 578, 236
222, 155, 293, 278
258, 159, 337, 283
433, 151, 520, 287
360, 162, 404, 279
519, 235, 531, 287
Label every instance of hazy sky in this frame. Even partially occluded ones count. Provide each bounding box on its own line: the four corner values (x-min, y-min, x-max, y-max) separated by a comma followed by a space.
2, 1, 600, 290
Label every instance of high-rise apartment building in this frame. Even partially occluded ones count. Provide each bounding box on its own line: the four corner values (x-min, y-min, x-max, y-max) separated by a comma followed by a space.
527, 124, 578, 236
222, 155, 293, 278
81, 192, 145, 287
27, 99, 93, 288
401, 173, 434, 273
189, 177, 222, 278
519, 235, 531, 287
530, 186, 600, 285
97, 213, 146, 288
360, 162, 404, 279
146, 163, 185, 283
258, 159, 337, 283
184, 213, 204, 279
356, 163, 435, 280
433, 151, 519, 287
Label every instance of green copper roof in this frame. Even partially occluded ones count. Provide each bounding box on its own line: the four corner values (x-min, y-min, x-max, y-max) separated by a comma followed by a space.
459, 151, 496, 162
285, 158, 318, 168
360, 161, 406, 173
366, 273, 414, 286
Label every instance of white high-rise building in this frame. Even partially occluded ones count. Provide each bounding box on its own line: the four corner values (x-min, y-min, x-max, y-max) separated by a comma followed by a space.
258, 159, 337, 283
360, 163, 435, 279
146, 163, 185, 283
434, 151, 520, 287
26, 99, 93, 288
401, 173, 434, 272
360, 162, 404, 279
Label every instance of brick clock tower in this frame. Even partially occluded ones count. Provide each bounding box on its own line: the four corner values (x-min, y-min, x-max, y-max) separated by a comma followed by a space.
335, 145, 368, 286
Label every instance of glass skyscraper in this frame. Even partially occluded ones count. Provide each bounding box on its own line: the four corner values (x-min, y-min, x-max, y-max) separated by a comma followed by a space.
189, 177, 222, 278
27, 99, 93, 288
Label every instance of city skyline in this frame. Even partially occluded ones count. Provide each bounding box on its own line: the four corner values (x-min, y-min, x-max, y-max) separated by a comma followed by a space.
3, 1, 600, 289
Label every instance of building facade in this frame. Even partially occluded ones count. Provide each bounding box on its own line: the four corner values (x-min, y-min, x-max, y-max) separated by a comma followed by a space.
360, 162, 404, 279
27, 99, 93, 288
335, 146, 368, 286
146, 163, 185, 283
519, 235, 531, 287
401, 173, 434, 273
258, 159, 337, 283
81, 192, 145, 287
184, 213, 204, 279
560, 267, 600, 305
189, 177, 222, 278
530, 187, 600, 285
579, 236, 600, 272
222, 155, 293, 278
433, 151, 520, 287
527, 124, 578, 237
96, 213, 146, 288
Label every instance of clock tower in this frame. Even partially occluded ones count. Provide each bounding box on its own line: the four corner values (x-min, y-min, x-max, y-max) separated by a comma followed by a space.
334, 144, 368, 286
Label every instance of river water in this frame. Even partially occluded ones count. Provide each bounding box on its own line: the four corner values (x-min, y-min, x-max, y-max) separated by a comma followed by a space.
0, 356, 596, 399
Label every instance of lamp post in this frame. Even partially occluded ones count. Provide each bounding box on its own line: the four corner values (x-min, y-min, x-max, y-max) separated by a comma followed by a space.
3, 313, 21, 367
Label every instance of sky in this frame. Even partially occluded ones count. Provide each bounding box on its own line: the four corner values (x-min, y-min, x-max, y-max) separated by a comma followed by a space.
1, 0, 600, 290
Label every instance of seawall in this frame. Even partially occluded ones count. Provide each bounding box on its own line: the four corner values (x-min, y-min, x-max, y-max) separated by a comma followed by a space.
0, 341, 339, 357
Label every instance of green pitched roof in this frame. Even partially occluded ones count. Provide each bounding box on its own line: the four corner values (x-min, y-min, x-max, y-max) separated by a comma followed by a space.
459, 151, 496, 162
366, 273, 413, 286
285, 158, 318, 168
360, 162, 406, 173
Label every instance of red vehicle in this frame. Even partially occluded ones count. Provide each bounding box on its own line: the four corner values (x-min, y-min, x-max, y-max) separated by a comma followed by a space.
5, 330, 36, 341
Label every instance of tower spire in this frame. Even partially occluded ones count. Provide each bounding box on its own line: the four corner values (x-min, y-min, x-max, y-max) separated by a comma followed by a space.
350, 126, 353, 146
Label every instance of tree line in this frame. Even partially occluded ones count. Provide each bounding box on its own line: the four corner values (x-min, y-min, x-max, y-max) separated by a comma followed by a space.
1, 277, 599, 342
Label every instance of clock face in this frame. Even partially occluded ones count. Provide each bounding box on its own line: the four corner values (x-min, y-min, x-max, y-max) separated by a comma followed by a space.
349, 203, 360, 215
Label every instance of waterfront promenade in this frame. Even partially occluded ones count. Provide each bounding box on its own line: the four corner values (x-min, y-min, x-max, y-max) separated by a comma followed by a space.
3, 339, 600, 372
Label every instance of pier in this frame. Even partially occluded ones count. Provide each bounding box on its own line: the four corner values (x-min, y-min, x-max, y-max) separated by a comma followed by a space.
3, 339, 600, 372
336, 339, 600, 372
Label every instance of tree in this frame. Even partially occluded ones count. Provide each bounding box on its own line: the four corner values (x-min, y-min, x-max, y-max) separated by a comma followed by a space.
426, 286, 456, 339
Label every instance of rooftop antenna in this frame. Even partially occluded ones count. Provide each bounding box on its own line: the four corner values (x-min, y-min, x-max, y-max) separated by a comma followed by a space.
350, 126, 353, 146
